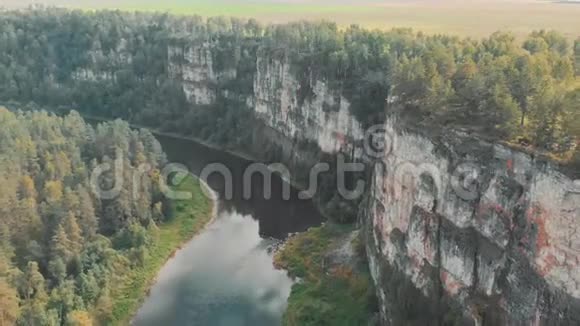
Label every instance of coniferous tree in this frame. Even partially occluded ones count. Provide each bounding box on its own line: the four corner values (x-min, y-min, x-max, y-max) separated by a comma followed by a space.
0, 107, 167, 323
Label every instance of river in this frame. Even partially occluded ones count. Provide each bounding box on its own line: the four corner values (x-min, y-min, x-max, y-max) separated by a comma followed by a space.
132, 136, 325, 325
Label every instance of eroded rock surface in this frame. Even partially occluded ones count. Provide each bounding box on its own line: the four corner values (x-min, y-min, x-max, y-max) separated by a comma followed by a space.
48, 34, 580, 324
365, 119, 580, 325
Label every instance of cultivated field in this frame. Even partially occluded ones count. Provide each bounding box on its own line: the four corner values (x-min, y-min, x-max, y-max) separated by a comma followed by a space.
2, 0, 580, 39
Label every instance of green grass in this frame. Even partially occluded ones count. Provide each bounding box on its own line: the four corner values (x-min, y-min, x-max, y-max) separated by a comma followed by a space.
11, 0, 580, 40
274, 224, 376, 326
63, 0, 371, 15
110, 175, 213, 325
113, 2, 369, 15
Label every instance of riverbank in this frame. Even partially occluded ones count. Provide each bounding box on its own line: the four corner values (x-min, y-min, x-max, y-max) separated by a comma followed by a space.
0, 102, 259, 163
5, 103, 338, 222
110, 175, 217, 325
274, 224, 378, 326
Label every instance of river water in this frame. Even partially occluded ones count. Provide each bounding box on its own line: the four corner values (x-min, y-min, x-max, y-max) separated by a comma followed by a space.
132, 136, 325, 326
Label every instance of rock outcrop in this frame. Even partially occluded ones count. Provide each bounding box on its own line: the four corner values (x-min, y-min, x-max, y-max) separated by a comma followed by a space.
253, 54, 363, 156
46, 34, 580, 324
168, 44, 216, 105
365, 119, 580, 325
165, 41, 580, 324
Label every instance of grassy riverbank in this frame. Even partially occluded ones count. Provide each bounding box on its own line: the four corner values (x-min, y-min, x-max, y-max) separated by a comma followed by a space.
274, 224, 377, 326
110, 175, 214, 325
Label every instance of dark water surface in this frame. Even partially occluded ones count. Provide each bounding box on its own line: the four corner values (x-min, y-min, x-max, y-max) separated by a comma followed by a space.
132, 136, 324, 325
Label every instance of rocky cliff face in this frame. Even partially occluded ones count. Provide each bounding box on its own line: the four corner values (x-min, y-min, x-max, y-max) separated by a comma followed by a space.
171, 46, 364, 155
365, 119, 580, 325
71, 38, 132, 83
166, 42, 580, 324
68, 38, 580, 324
253, 54, 364, 156
168, 44, 218, 105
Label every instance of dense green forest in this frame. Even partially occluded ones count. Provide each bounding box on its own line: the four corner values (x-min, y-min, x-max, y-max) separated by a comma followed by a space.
0, 9, 578, 165
0, 7, 578, 326
0, 106, 177, 325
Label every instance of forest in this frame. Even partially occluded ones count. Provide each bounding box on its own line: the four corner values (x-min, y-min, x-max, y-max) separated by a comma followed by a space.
0, 9, 577, 170
0, 7, 578, 326
0, 106, 177, 325
0, 9, 577, 162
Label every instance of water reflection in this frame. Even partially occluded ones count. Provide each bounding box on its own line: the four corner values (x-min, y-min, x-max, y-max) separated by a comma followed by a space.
134, 136, 324, 325
133, 212, 293, 326
156, 136, 324, 239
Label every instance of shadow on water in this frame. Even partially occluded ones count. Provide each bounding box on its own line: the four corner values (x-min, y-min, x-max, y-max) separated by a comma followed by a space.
133, 135, 325, 326
157, 135, 325, 239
